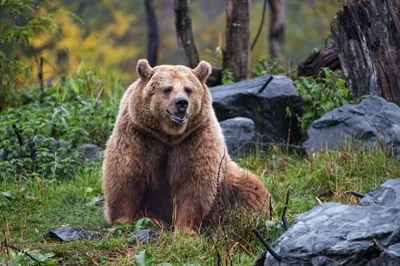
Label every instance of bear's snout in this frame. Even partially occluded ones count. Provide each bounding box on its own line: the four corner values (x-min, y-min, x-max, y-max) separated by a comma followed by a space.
175, 97, 188, 112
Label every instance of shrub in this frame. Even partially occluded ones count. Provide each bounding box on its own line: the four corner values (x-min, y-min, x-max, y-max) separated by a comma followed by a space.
0, 77, 119, 179
294, 67, 352, 131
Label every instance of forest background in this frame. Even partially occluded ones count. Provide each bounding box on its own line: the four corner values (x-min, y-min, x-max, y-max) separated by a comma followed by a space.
2, 0, 341, 86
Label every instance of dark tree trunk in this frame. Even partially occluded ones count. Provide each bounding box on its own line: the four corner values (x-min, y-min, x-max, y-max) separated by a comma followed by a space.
297, 43, 341, 77
223, 0, 251, 81
174, 0, 200, 68
268, 0, 285, 59
331, 0, 400, 104
144, 0, 159, 67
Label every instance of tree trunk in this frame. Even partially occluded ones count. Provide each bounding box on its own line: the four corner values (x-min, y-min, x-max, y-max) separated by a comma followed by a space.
144, 0, 159, 67
223, 0, 251, 81
297, 43, 341, 77
268, 0, 285, 59
331, 0, 400, 104
174, 0, 200, 68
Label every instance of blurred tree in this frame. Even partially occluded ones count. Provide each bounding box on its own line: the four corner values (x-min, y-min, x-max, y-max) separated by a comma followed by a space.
223, 0, 251, 81
268, 0, 285, 59
144, 0, 158, 66
0, 0, 56, 109
174, 0, 200, 68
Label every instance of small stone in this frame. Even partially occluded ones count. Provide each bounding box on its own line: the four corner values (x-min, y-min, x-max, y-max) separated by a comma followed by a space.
132, 229, 160, 244
48, 227, 103, 242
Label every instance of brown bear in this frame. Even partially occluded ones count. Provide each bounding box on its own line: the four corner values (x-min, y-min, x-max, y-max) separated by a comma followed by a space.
102, 59, 271, 234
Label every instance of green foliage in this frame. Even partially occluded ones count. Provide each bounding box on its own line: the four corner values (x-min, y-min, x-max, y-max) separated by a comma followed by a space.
252, 57, 285, 77
0, 249, 57, 266
0, 0, 57, 110
0, 75, 119, 179
135, 249, 154, 266
294, 68, 352, 131
221, 69, 234, 85
1, 146, 399, 265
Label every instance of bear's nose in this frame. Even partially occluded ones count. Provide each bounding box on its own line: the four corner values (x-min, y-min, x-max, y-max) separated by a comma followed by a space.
175, 97, 188, 111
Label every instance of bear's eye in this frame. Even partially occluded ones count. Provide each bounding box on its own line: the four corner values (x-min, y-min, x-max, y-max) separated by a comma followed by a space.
184, 87, 192, 95
163, 86, 173, 94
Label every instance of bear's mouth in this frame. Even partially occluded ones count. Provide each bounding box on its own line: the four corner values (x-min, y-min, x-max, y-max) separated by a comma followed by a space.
167, 110, 187, 124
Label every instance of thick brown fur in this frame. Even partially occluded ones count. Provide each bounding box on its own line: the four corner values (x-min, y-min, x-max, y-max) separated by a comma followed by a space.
102, 59, 271, 234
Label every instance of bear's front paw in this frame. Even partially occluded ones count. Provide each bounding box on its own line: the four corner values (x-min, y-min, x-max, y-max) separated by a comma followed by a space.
175, 226, 198, 235
113, 216, 134, 225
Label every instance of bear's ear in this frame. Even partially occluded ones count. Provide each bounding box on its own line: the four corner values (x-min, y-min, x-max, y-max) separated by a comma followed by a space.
136, 59, 154, 81
193, 61, 212, 83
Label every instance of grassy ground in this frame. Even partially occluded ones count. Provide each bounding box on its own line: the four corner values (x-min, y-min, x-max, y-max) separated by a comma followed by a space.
1, 146, 400, 265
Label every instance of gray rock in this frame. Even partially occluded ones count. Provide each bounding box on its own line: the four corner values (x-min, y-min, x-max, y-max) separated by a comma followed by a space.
49, 227, 103, 241
367, 243, 400, 266
52, 140, 72, 153
303, 96, 400, 157
132, 229, 160, 244
360, 178, 400, 207
264, 202, 400, 265
220, 117, 260, 157
75, 144, 103, 162
210, 75, 303, 146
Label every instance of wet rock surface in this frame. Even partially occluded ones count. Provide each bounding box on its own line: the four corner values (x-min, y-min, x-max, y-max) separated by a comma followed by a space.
303, 96, 400, 158
360, 178, 400, 207
133, 229, 160, 244
210, 75, 303, 146
48, 227, 103, 242
220, 117, 260, 157
75, 144, 103, 162
263, 202, 400, 265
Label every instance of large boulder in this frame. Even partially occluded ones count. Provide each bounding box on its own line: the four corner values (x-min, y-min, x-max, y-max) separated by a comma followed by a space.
360, 178, 400, 207
210, 75, 303, 146
264, 202, 400, 265
220, 117, 260, 157
303, 96, 400, 157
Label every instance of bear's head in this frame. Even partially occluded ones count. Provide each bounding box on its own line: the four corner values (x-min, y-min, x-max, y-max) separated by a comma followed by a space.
129, 59, 212, 138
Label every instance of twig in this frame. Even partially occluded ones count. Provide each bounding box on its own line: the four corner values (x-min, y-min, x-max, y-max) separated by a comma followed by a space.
282, 189, 291, 231
315, 196, 323, 205
39, 57, 44, 103
350, 191, 366, 198
251, 227, 281, 261
12, 124, 23, 146
373, 238, 387, 251
251, 0, 267, 51
258, 76, 273, 94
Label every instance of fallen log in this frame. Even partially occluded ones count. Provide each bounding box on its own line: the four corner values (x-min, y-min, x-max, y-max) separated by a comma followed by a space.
297, 43, 341, 77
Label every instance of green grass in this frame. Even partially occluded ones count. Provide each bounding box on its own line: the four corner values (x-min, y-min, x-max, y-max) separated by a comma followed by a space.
1, 146, 400, 265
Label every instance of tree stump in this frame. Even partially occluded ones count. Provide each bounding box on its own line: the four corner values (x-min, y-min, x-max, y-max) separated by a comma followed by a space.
331, 0, 400, 104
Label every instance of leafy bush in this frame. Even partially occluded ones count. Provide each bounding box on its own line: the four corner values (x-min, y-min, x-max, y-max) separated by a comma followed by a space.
0, 76, 119, 179
294, 67, 352, 131
252, 56, 285, 77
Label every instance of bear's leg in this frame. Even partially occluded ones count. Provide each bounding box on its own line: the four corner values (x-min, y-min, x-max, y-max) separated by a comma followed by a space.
168, 148, 222, 234
225, 161, 272, 218
102, 146, 145, 225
